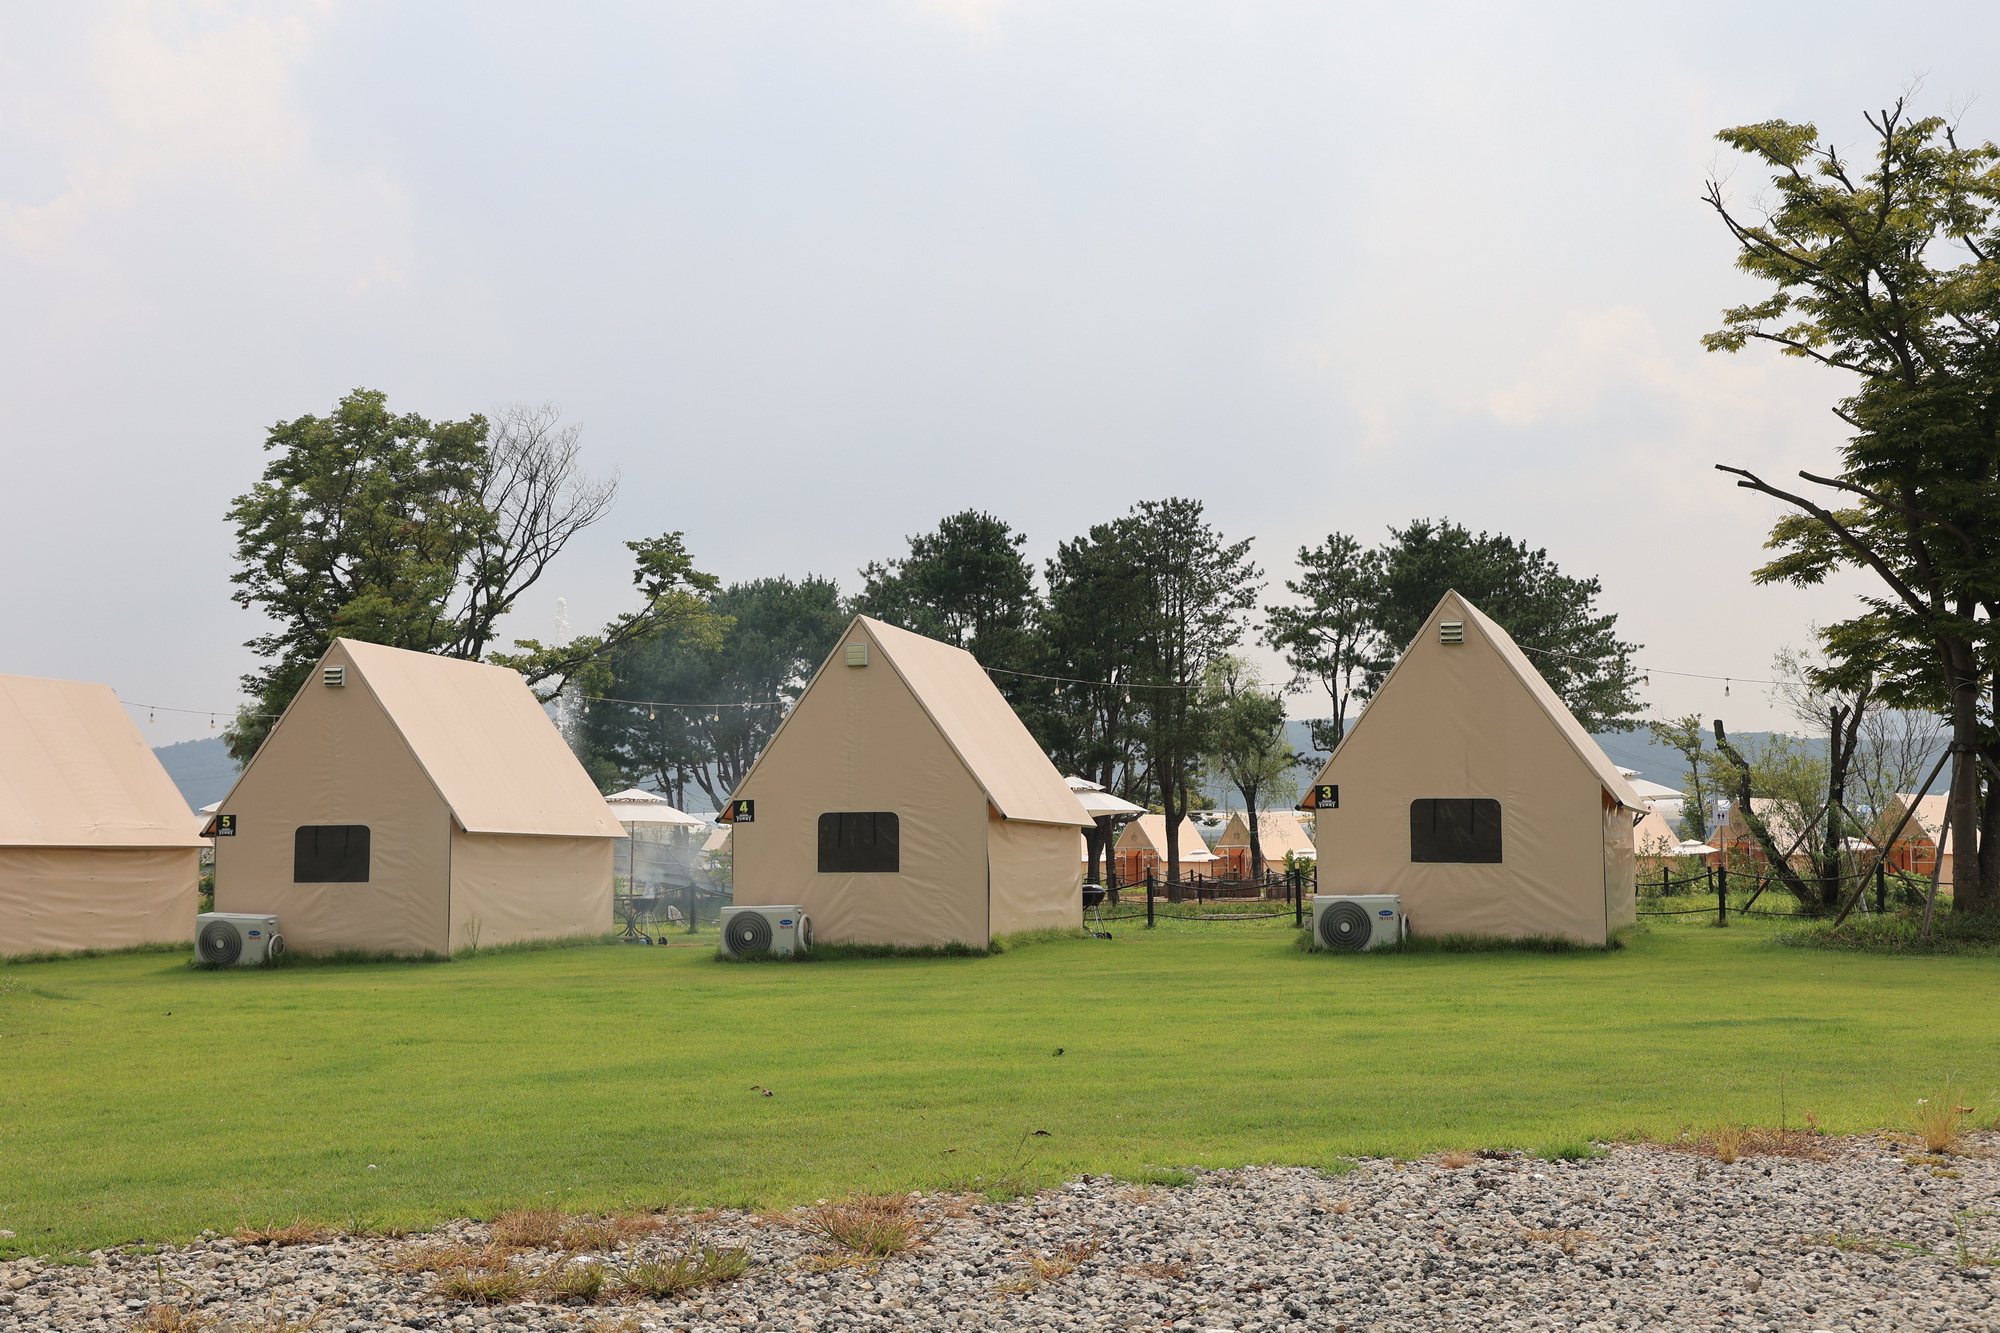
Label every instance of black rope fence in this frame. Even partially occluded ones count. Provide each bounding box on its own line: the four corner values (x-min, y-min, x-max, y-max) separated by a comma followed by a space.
1635, 860, 1925, 925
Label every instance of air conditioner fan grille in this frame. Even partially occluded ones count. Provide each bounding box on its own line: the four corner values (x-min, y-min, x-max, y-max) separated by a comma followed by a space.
726, 912, 774, 956
1317, 900, 1373, 951
199, 919, 243, 965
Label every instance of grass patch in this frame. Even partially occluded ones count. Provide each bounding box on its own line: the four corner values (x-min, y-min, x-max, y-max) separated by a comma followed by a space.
1123, 1166, 1198, 1188
714, 939, 1000, 963
1291, 931, 1616, 955
1534, 1141, 1602, 1162
3, 925, 2000, 1255
614, 1243, 752, 1298
1777, 910, 2000, 956
794, 1193, 936, 1266
2, 941, 190, 966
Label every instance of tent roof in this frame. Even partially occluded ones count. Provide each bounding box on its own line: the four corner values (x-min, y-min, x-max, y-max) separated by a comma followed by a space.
1890, 793, 1955, 854
1315, 592, 1645, 811
603, 788, 707, 826
739, 617, 1088, 828
1627, 777, 1683, 802
1073, 788, 1146, 816
304, 640, 624, 839
0, 674, 206, 849
1115, 813, 1218, 860
1217, 811, 1317, 858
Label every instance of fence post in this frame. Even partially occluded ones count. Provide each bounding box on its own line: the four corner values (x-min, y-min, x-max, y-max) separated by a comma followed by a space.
1294, 867, 1305, 930
1716, 866, 1728, 927
1146, 870, 1156, 929
1875, 863, 1886, 915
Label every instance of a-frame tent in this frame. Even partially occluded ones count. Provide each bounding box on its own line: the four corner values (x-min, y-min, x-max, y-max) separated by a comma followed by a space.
1307, 591, 1642, 945
0, 674, 203, 956
212, 639, 625, 955
725, 616, 1090, 947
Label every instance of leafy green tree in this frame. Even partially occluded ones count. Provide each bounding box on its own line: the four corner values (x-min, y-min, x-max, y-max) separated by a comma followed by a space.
1369, 518, 1642, 731
856, 510, 1042, 691
1264, 532, 1386, 751
1703, 99, 2000, 913
1203, 658, 1307, 877
581, 576, 847, 809
227, 389, 492, 758
1120, 499, 1260, 888
1038, 523, 1155, 883
227, 388, 706, 762
1646, 714, 1725, 842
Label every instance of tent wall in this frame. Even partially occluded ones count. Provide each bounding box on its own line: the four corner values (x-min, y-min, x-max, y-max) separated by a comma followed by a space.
449, 832, 613, 951
986, 811, 1082, 938
213, 646, 454, 955
1312, 594, 1617, 946
1602, 791, 1637, 933
0, 846, 198, 957
732, 625, 994, 947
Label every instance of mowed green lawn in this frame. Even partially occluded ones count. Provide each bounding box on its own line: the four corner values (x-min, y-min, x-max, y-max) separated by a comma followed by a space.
1, 920, 1994, 1256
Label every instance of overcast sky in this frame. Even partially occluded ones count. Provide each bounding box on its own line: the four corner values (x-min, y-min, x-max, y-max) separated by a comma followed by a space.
3, 1, 1990, 753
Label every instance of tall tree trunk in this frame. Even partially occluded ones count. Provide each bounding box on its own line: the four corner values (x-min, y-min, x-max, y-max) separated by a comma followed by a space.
1245, 798, 1263, 882
1946, 638, 1989, 914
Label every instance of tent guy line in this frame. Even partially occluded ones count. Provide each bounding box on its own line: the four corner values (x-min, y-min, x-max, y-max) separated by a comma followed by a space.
1512, 643, 1783, 688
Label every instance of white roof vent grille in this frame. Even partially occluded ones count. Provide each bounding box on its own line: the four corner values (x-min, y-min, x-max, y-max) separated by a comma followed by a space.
845, 644, 868, 667
1439, 621, 1465, 644
323, 665, 347, 687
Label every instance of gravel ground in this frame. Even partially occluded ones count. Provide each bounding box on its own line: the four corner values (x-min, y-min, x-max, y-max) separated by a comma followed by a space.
2, 1133, 1995, 1333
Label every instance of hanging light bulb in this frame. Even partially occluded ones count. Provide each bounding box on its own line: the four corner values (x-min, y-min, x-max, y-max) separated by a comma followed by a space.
209, 714, 216, 729
1724, 679, 1731, 697
1640, 674, 1650, 687
149, 708, 155, 723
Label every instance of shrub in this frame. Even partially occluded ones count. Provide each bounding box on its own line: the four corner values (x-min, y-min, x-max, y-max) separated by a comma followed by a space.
797, 1194, 936, 1260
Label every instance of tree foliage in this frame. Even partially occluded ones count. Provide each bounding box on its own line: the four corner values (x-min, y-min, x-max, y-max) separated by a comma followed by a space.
1267, 519, 1642, 739
579, 576, 846, 809
225, 388, 707, 761
1705, 99, 2000, 912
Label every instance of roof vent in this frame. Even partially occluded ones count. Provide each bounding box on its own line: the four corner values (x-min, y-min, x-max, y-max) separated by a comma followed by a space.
323, 665, 347, 687
845, 644, 868, 667
1438, 621, 1464, 645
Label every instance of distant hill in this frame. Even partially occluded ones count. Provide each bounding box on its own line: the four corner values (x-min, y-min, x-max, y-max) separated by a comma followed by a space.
152, 737, 236, 811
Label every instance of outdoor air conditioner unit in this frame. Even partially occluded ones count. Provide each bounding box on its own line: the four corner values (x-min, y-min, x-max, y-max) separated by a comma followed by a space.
1310, 894, 1405, 952
719, 905, 813, 958
196, 912, 285, 966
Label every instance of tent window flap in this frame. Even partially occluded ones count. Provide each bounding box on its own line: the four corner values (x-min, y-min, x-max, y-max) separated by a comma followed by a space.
294, 825, 372, 882
817, 812, 900, 873
1409, 799, 1502, 863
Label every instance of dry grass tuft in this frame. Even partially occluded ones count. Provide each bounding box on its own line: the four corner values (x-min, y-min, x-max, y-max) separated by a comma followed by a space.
130, 1304, 219, 1332
1911, 1090, 1974, 1154
1125, 1260, 1186, 1280
539, 1257, 610, 1302
1519, 1228, 1595, 1256
1328, 1198, 1354, 1216
488, 1206, 665, 1253
1656, 1124, 1835, 1164
378, 1241, 490, 1275
796, 1194, 937, 1260
232, 1220, 333, 1247
613, 1244, 752, 1299
430, 1254, 535, 1305
1437, 1152, 1477, 1170
996, 1236, 1101, 1295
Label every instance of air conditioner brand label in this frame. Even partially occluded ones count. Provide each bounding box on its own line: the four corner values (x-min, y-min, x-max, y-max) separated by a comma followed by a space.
779, 919, 794, 927
248, 930, 262, 936
1378, 911, 1394, 917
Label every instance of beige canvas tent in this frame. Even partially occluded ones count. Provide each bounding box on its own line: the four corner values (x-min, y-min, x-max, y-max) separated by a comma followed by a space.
1631, 807, 1688, 871
1, 674, 203, 956
1215, 811, 1317, 879
1307, 591, 1642, 945
724, 616, 1090, 947
1111, 813, 1218, 884
1881, 794, 1955, 889
212, 639, 625, 955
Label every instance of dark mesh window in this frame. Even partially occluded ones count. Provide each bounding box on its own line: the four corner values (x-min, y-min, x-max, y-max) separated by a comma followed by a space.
1409, 799, 1502, 863
294, 825, 371, 882
817, 812, 900, 873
